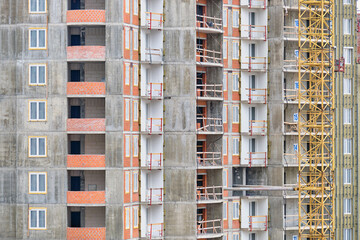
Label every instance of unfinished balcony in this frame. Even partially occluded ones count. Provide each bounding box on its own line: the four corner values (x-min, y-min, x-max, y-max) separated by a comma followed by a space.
244, 88, 267, 104
143, 83, 163, 100
197, 186, 223, 203
141, 171, 163, 205
196, 15, 223, 34
67, 98, 105, 133
196, 83, 223, 101
241, 136, 267, 167
141, 135, 163, 169
197, 219, 223, 239
241, 0, 267, 9
244, 152, 267, 167
141, 101, 163, 134
241, 104, 267, 136
67, 206, 105, 240
67, 170, 105, 206
197, 152, 222, 169
147, 223, 164, 239
241, 197, 268, 232
141, 30, 163, 63
196, 116, 223, 134
67, 0, 105, 24
196, 47, 223, 67
248, 120, 267, 136
141, 0, 163, 29
146, 153, 163, 170
240, 25, 267, 40
67, 26, 105, 61
141, 204, 164, 239
241, 57, 267, 72
67, 134, 105, 169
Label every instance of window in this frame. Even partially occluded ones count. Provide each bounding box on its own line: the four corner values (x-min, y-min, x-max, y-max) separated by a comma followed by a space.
133, 135, 138, 157
29, 137, 46, 157
249, 233, 256, 240
343, 19, 352, 35
29, 101, 46, 121
233, 106, 239, 123
125, 27, 130, 49
133, 29, 138, 51
125, 99, 130, 121
125, 63, 130, 85
344, 168, 352, 184
29, 208, 46, 229
223, 202, 227, 219
125, 207, 130, 229
343, 0, 351, 4
344, 138, 352, 154
133, 171, 138, 192
233, 233, 239, 240
223, 8, 227, 27
223, 137, 228, 155
133, 0, 138, 15
125, 171, 130, 193
232, 9, 239, 28
223, 39, 227, 59
233, 137, 240, 155
125, 0, 130, 13
344, 78, 352, 94
233, 73, 239, 91
232, 41, 239, 59
29, 28, 46, 49
344, 108, 351, 124
29, 0, 46, 13
133, 65, 138, 86
133, 100, 139, 121
29, 64, 46, 85
125, 135, 130, 157
344, 48, 353, 64
344, 229, 352, 240
223, 169, 228, 187
344, 198, 351, 214
223, 105, 227, 123
29, 172, 47, 194
223, 72, 227, 91
233, 201, 239, 219
133, 206, 138, 228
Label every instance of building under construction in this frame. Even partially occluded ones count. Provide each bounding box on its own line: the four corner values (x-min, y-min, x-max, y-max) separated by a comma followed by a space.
0, 0, 358, 239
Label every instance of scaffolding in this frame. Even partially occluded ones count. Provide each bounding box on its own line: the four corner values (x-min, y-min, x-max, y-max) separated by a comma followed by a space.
297, 0, 335, 239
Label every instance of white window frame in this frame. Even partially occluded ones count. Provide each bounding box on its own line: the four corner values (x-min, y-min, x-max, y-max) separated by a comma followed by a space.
133, 0, 138, 15
223, 39, 228, 59
344, 138, 352, 154
343, 0, 351, 4
125, 63, 130, 85
29, 172, 47, 194
344, 108, 351, 124
29, 100, 47, 121
223, 104, 227, 123
29, 0, 46, 13
233, 233, 239, 240
344, 228, 352, 240
233, 137, 240, 155
232, 9, 240, 28
233, 201, 240, 219
344, 198, 351, 214
29, 64, 46, 85
125, 99, 130, 121
29, 137, 47, 157
223, 137, 228, 156
133, 171, 138, 192
223, 169, 228, 187
233, 106, 239, 123
29, 28, 47, 49
125, 171, 130, 193
125, 207, 130, 229
344, 168, 352, 184
133, 206, 139, 228
223, 9, 227, 27
133, 29, 138, 51
233, 73, 239, 91
133, 100, 139, 121
29, 208, 46, 230
125, 0, 130, 13
125, 27, 130, 49
223, 202, 228, 219
232, 40, 240, 60
344, 47, 353, 64
133, 65, 138, 86
223, 72, 227, 91
344, 78, 352, 95
125, 135, 130, 157
343, 18, 352, 35
133, 135, 139, 157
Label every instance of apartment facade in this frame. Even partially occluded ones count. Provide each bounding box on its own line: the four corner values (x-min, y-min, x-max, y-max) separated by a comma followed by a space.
0, 0, 356, 239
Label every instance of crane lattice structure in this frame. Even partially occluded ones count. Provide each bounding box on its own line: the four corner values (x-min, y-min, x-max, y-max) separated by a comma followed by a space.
298, 0, 335, 239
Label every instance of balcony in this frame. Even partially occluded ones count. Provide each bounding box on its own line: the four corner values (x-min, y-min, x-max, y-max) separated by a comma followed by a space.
283, 59, 298, 72
241, 57, 267, 72
196, 15, 223, 33
197, 219, 223, 238
146, 153, 163, 170
143, 83, 163, 100
283, 26, 298, 41
144, 12, 163, 29
196, 186, 222, 202
67, 119, 105, 133
67, 10, 106, 24
147, 223, 164, 239
67, 191, 106, 205
67, 46, 106, 61
196, 48, 223, 67
284, 122, 298, 135
67, 227, 106, 240
240, 25, 267, 40
197, 152, 222, 168
248, 120, 267, 136
67, 155, 105, 168
197, 116, 223, 134
249, 216, 268, 231
245, 88, 267, 104
146, 188, 163, 205
143, 48, 163, 63
245, 152, 267, 167
144, 118, 163, 134
196, 84, 223, 100
67, 82, 106, 96
241, 0, 267, 8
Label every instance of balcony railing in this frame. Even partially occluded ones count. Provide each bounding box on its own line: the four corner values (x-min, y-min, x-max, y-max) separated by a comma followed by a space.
145, 12, 163, 29
67, 191, 106, 204
146, 188, 163, 205
196, 48, 223, 65
196, 83, 223, 99
249, 120, 267, 136
145, 83, 163, 99
67, 82, 106, 95
197, 219, 222, 235
67, 227, 106, 240
284, 122, 298, 134
249, 215, 268, 231
245, 152, 267, 167
146, 118, 163, 134
67, 46, 106, 61
240, 25, 267, 40
197, 152, 222, 167
67, 10, 106, 24
67, 155, 105, 168
241, 0, 267, 8
197, 186, 222, 201
67, 118, 106, 132
241, 57, 267, 71
246, 88, 267, 104
284, 26, 299, 40
283, 59, 298, 71
147, 223, 164, 239
146, 153, 163, 169
144, 48, 163, 62
197, 116, 223, 133
196, 15, 223, 31
284, 89, 299, 102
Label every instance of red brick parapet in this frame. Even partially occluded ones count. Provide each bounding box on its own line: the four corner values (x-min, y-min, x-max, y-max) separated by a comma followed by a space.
67, 46, 106, 61
67, 119, 106, 132
67, 155, 105, 168
67, 82, 106, 95
67, 10, 106, 24
67, 191, 105, 204
67, 227, 106, 240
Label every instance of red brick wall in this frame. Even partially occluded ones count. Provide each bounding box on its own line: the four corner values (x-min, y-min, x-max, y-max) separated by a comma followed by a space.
67, 155, 106, 168
67, 191, 105, 204
67, 10, 106, 23
67, 119, 106, 132
67, 227, 106, 240
67, 46, 106, 61
67, 82, 106, 95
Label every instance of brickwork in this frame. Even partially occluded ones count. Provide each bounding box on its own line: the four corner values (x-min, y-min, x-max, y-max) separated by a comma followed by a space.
67, 82, 106, 95
67, 191, 106, 204
67, 119, 106, 132
67, 10, 106, 23
67, 46, 106, 61
67, 227, 106, 240
67, 155, 106, 168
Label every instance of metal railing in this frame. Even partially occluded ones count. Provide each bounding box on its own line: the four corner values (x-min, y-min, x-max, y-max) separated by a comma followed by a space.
196, 83, 223, 99
240, 25, 267, 40
284, 122, 298, 134
197, 152, 222, 167
146, 188, 163, 205
196, 116, 223, 133
245, 152, 267, 167
197, 219, 222, 235
196, 15, 223, 30
145, 12, 163, 29
241, 57, 267, 71
249, 215, 268, 231
146, 83, 163, 99
146, 118, 163, 134
146, 153, 163, 169
283, 59, 298, 71
249, 120, 267, 136
196, 48, 223, 65
246, 88, 267, 104
147, 223, 164, 239
196, 186, 222, 201
144, 48, 163, 62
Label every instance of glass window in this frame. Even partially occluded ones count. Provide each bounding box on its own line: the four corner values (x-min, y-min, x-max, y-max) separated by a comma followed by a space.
223, 72, 227, 91
29, 209, 46, 229
232, 9, 239, 27
344, 198, 351, 214
223, 9, 227, 27
29, 64, 46, 85
344, 48, 353, 64
29, 172, 47, 193
125, 207, 130, 229
223, 105, 227, 123
233, 201, 239, 219
133, 0, 138, 15
133, 65, 138, 86
223, 137, 227, 155
233, 73, 239, 91
344, 108, 351, 124
344, 168, 352, 184
133, 29, 138, 51
233, 106, 239, 123
125, 28, 130, 49
133, 171, 138, 192
343, 19, 352, 35
223, 202, 227, 219
344, 229, 352, 240
133, 207, 138, 227
125, 64, 130, 85
232, 41, 239, 59
344, 78, 352, 94
30, 0, 46, 13
223, 40, 227, 59
29, 137, 46, 157
133, 101, 139, 121
133, 135, 138, 157
344, 138, 352, 154
125, 99, 130, 121
29, 29, 46, 49
125, 171, 130, 193
233, 137, 240, 155
125, 0, 129, 13
29, 101, 46, 121
125, 135, 130, 157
